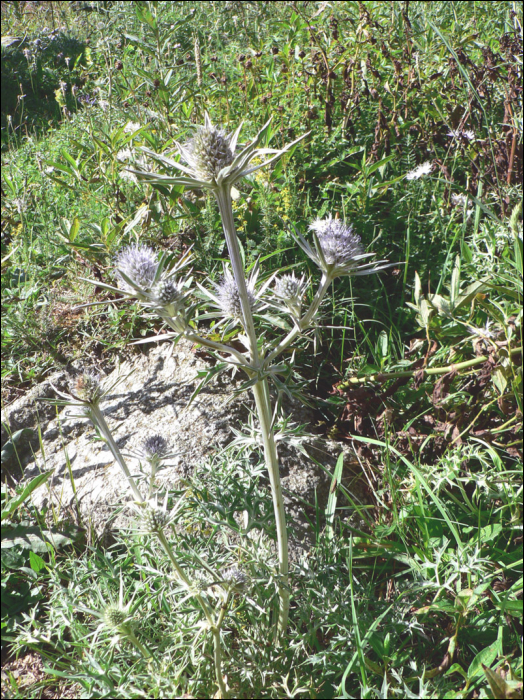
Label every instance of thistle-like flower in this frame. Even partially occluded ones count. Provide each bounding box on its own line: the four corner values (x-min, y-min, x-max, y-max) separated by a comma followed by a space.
142, 503, 171, 533
273, 273, 307, 319
141, 434, 169, 461
153, 277, 186, 316
115, 244, 159, 293
293, 215, 393, 280
187, 123, 235, 181
104, 604, 130, 631
127, 112, 308, 192
189, 573, 211, 595
216, 268, 257, 319
310, 216, 364, 267
222, 566, 249, 593
79, 244, 193, 327
72, 371, 103, 404
198, 265, 270, 328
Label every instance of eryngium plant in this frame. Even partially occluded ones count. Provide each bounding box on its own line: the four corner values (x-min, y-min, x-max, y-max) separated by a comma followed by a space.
82, 114, 392, 645
47, 374, 236, 698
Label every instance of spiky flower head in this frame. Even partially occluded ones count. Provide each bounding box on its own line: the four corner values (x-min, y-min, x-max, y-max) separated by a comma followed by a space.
310, 216, 364, 269
215, 268, 256, 319
189, 124, 234, 182
72, 371, 103, 404
127, 112, 308, 193
154, 278, 183, 306
292, 214, 393, 280
115, 244, 158, 293
222, 566, 249, 593
141, 434, 169, 461
274, 273, 302, 301
273, 273, 307, 319
104, 604, 128, 630
190, 573, 211, 595
142, 503, 170, 533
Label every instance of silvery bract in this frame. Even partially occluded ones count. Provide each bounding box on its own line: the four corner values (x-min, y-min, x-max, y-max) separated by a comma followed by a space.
127, 112, 308, 191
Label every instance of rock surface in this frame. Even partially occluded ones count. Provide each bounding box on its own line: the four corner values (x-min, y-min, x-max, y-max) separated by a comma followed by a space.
4, 340, 365, 553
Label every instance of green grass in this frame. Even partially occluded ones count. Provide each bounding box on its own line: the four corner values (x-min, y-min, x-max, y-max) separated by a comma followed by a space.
1, 1, 522, 698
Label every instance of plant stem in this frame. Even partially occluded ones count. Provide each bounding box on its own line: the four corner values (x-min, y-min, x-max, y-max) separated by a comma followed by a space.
265, 273, 333, 365
126, 628, 153, 660
155, 533, 227, 698
214, 185, 290, 641
90, 405, 143, 503
212, 628, 228, 698
338, 345, 522, 389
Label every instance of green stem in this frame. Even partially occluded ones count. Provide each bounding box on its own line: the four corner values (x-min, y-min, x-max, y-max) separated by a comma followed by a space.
252, 378, 289, 639
214, 185, 289, 642
162, 314, 252, 368
212, 628, 228, 698
126, 628, 153, 660
90, 405, 143, 503
214, 188, 261, 364
338, 346, 522, 389
156, 532, 227, 697
155, 530, 215, 626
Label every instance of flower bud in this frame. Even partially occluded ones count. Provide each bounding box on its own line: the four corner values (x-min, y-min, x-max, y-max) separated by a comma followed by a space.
222, 567, 249, 593
73, 371, 102, 404
142, 504, 170, 533
104, 604, 128, 629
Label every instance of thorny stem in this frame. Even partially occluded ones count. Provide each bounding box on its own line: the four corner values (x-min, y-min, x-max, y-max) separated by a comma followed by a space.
214, 185, 290, 642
